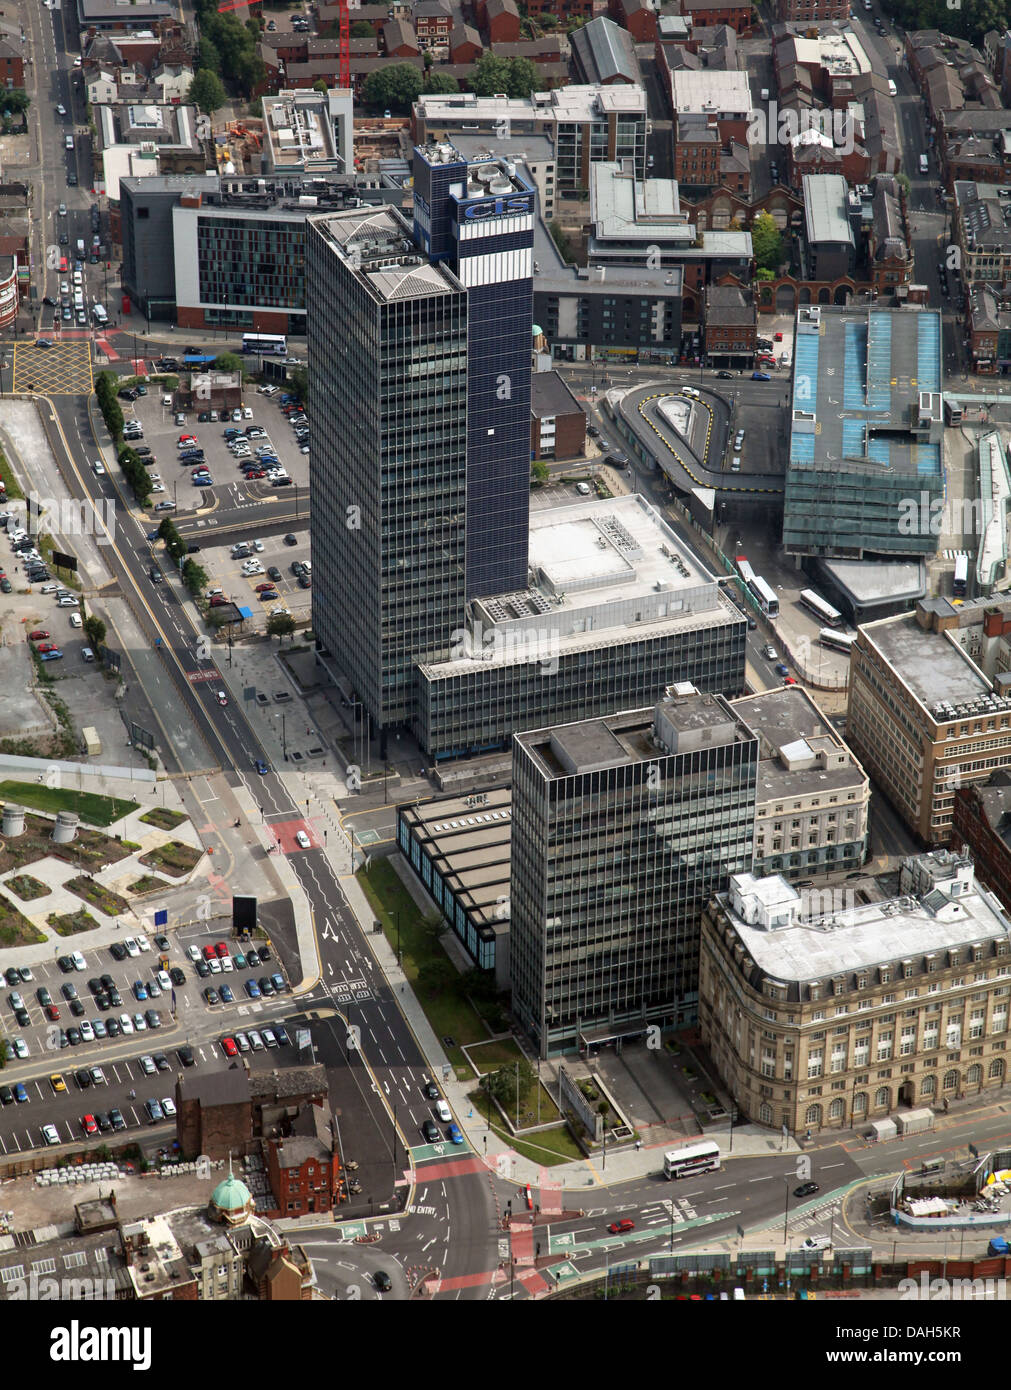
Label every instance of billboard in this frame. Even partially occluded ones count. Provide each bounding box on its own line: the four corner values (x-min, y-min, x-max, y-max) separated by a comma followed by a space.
51, 550, 78, 571
232, 895, 257, 934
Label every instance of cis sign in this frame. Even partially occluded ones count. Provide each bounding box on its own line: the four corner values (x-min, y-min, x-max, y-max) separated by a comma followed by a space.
462, 196, 533, 220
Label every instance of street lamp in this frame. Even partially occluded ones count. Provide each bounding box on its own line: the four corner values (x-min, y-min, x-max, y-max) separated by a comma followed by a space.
281, 712, 288, 761
783, 1177, 791, 1245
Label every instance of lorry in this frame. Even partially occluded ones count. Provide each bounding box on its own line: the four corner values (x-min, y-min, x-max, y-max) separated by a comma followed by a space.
82, 727, 101, 756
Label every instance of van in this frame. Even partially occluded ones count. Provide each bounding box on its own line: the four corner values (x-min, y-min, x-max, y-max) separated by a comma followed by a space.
81, 647, 94, 663
887, 79, 897, 96
91, 303, 107, 326
760, 87, 769, 101
75, 238, 85, 258
65, 135, 74, 150
919, 153, 929, 175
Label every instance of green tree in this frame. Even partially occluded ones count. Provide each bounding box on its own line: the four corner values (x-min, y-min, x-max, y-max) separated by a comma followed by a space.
506, 58, 536, 97
205, 607, 234, 632
266, 612, 296, 642
213, 351, 244, 374
0, 90, 30, 118
755, 267, 775, 281
362, 63, 424, 112
471, 53, 511, 97
197, 37, 222, 74
895, 172, 911, 198
83, 615, 106, 648
289, 365, 308, 403
312, 79, 329, 93
351, 19, 375, 36
181, 558, 208, 596
751, 210, 784, 273
188, 69, 227, 115
422, 72, 459, 95
234, 51, 265, 98
531, 458, 549, 485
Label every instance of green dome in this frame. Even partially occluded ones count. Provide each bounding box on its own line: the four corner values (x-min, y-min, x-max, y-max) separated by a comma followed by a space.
532, 324, 543, 336
211, 1174, 252, 1211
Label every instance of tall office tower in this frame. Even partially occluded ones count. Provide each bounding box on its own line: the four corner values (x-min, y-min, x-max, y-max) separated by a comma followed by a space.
510, 686, 758, 1057
413, 143, 534, 597
306, 207, 468, 742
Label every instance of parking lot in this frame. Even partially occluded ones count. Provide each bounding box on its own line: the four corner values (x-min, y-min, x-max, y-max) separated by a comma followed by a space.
0, 929, 292, 1154
120, 383, 310, 520
192, 530, 312, 625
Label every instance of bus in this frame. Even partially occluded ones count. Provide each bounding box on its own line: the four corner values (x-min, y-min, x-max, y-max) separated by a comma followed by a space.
242, 332, 288, 356
749, 574, 779, 618
819, 628, 856, 653
735, 554, 754, 585
799, 588, 842, 627
182, 353, 216, 366
953, 554, 968, 599
663, 1140, 721, 1180
944, 398, 963, 426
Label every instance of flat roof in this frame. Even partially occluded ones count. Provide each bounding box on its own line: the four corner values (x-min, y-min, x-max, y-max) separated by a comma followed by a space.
669, 69, 752, 114
861, 612, 991, 709
530, 370, 582, 419
399, 788, 513, 928
803, 173, 855, 246
309, 206, 463, 302
732, 686, 867, 801
818, 556, 926, 605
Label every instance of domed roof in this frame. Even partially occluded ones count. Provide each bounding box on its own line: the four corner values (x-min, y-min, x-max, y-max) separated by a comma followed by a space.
210, 1174, 252, 1211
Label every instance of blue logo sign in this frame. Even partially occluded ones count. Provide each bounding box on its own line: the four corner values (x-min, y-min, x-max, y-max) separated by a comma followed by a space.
462, 195, 532, 221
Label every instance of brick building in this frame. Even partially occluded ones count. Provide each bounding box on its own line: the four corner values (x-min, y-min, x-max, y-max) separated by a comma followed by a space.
702, 282, 756, 364
609, 0, 658, 42
952, 773, 1011, 911
449, 23, 483, 62
263, 1102, 343, 1217
666, 0, 753, 36
480, 0, 521, 43
0, 40, 24, 89
530, 370, 587, 460
177, 1061, 330, 1160
413, 0, 452, 47
384, 19, 420, 56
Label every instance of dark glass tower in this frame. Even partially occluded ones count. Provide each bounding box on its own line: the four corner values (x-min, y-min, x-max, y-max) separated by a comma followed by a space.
510, 691, 758, 1057
414, 143, 534, 598
306, 208, 468, 739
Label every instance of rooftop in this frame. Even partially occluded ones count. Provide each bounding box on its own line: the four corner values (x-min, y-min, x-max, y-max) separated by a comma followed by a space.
731, 686, 867, 801
818, 556, 926, 606
669, 69, 752, 115
571, 15, 640, 85
860, 610, 991, 711
399, 787, 512, 929
804, 173, 855, 247
720, 852, 1011, 981
530, 369, 582, 419
309, 206, 464, 303
422, 493, 742, 677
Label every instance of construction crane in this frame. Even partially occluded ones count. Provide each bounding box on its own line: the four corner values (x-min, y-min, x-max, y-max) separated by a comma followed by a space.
214, 0, 351, 90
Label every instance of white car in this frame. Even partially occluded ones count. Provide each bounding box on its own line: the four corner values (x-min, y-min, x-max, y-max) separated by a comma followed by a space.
124, 937, 140, 957
43, 1124, 61, 1146
157, 970, 171, 992
151, 483, 166, 493
13, 1038, 28, 1059
801, 1235, 832, 1251
248, 1030, 264, 1051
135, 934, 150, 952
435, 1098, 452, 1122
161, 1097, 177, 1116
252, 539, 264, 552
261, 1027, 277, 1047
119, 1014, 135, 1034
139, 1055, 156, 1075
90, 1066, 105, 1085
243, 407, 253, 419
295, 830, 311, 849
92, 460, 105, 476
186, 944, 201, 963
57, 596, 80, 607
220, 955, 234, 972
208, 956, 222, 974
71, 951, 86, 971
40, 582, 60, 595
69, 613, 83, 629
79, 1021, 94, 1042
216, 690, 228, 706
133, 1013, 147, 1031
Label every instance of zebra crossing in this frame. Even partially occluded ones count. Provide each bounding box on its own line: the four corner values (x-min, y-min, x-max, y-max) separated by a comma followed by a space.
642, 1197, 698, 1228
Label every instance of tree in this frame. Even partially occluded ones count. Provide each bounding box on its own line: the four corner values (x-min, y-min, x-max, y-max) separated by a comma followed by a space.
312, 79, 329, 93
362, 63, 424, 112
188, 69, 227, 115
422, 72, 459, 95
751, 210, 784, 273
181, 558, 208, 597
83, 616, 106, 648
351, 19, 375, 36
531, 458, 549, 485
289, 366, 308, 403
205, 608, 234, 633
0, 90, 30, 118
213, 352, 244, 374
266, 612, 296, 642
471, 53, 511, 97
506, 58, 536, 97
196, 37, 222, 74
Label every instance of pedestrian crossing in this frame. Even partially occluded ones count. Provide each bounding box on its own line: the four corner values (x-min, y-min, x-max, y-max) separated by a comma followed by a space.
642, 1197, 698, 1227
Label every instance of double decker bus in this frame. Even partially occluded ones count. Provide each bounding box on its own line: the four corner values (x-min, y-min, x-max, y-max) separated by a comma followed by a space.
662, 1140, 721, 1180
799, 588, 842, 627
241, 332, 288, 356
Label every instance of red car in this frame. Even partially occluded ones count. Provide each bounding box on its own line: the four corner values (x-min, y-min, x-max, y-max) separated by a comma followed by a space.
37, 643, 57, 654
607, 1218, 635, 1234
178, 434, 197, 444
215, 941, 229, 958
774, 331, 783, 341
81, 1114, 98, 1135
209, 596, 228, 607
254, 582, 275, 593
244, 470, 266, 479
28, 629, 49, 640
45, 1004, 60, 1021
202, 944, 217, 961
221, 1036, 238, 1057
783, 676, 797, 686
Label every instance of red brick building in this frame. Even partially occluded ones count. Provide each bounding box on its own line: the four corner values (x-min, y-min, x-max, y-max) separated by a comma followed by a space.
609, 0, 657, 42
668, 0, 753, 36
530, 371, 586, 460
413, 0, 452, 47
263, 1103, 343, 1218
0, 40, 25, 89
450, 23, 483, 63
525, 0, 593, 15
775, 0, 846, 21
384, 18, 420, 57
952, 774, 1011, 914
702, 282, 756, 363
480, 0, 521, 44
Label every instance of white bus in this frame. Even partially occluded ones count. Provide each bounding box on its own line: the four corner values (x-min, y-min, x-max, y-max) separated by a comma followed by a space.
819, 627, 856, 653
663, 1139, 721, 1179
799, 588, 842, 628
748, 574, 779, 618
241, 332, 288, 356
953, 554, 968, 598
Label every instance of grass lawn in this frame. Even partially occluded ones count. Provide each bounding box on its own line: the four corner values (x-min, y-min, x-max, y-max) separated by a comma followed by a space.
357, 860, 491, 1076
47, 907, 100, 937
0, 893, 46, 946
138, 840, 202, 876
64, 875, 129, 916
468, 1089, 582, 1166
466, 1038, 527, 1072
0, 781, 138, 828
4, 874, 50, 901
138, 807, 187, 831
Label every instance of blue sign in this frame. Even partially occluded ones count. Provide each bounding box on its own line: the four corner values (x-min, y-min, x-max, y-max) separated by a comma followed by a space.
462, 195, 532, 221
154, 908, 168, 927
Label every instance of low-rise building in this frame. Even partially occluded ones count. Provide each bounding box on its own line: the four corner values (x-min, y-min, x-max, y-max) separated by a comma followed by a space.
570, 15, 641, 86
952, 772, 1011, 912
700, 851, 1011, 1135
530, 369, 587, 460
954, 180, 1011, 287
701, 282, 755, 365
730, 686, 870, 878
